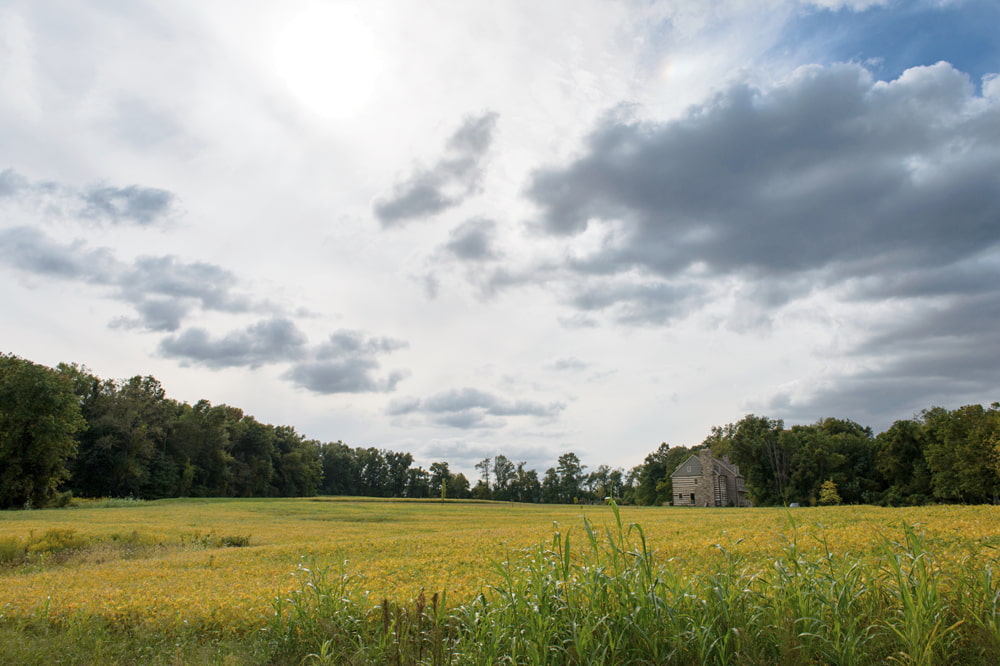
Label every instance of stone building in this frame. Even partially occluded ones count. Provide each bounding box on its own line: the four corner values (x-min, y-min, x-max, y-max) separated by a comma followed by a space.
670, 449, 750, 507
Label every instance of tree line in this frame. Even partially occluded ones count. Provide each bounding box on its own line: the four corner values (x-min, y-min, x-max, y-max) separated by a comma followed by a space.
633, 409, 1000, 507
1, 352, 997, 508
0, 354, 631, 508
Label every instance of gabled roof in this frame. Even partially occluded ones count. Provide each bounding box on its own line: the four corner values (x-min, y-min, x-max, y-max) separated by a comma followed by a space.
670, 454, 702, 478
670, 452, 743, 479
714, 456, 742, 478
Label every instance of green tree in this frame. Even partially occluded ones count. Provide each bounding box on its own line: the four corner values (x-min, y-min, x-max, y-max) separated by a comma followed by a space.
726, 415, 789, 505
875, 419, 932, 505
541, 467, 560, 503
318, 441, 359, 495
556, 452, 585, 503
404, 467, 430, 498
355, 447, 388, 496
511, 462, 541, 503
0, 354, 85, 508
271, 426, 322, 496
818, 479, 842, 505
924, 404, 1000, 503
428, 461, 450, 498
492, 454, 516, 501
229, 415, 275, 497
448, 472, 471, 499
474, 457, 492, 498
634, 443, 690, 506
383, 450, 414, 498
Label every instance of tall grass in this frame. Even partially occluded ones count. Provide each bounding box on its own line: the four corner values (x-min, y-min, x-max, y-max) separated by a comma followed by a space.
267, 503, 1000, 665
3, 503, 1000, 664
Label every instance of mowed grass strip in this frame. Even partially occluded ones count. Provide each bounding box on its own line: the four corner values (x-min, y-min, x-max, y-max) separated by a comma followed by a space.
1, 499, 999, 634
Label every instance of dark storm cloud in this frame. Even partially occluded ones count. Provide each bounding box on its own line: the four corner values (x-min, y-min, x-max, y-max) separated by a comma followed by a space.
373, 112, 499, 226
283, 330, 409, 394
444, 218, 500, 261
0, 168, 177, 226
526, 62, 1000, 287
0, 226, 262, 331
523, 61, 1000, 424
757, 280, 1000, 431
387, 387, 565, 429
159, 318, 308, 369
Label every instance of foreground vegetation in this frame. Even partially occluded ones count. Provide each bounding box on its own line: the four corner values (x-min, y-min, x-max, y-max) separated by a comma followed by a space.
2, 499, 1000, 664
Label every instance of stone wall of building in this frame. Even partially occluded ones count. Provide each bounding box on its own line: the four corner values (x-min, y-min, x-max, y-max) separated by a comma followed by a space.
694, 449, 717, 507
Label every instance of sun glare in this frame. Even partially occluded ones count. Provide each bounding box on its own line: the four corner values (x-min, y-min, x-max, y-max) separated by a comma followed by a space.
273, 5, 381, 120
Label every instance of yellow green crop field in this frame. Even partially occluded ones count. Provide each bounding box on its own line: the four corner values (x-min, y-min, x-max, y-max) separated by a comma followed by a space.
3, 498, 1000, 637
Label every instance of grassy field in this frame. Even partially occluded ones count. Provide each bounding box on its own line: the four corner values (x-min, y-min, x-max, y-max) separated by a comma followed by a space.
2, 499, 1000, 663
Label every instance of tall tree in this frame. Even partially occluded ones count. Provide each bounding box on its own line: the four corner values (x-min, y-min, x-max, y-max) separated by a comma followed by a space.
383, 450, 414, 498
318, 441, 359, 495
429, 461, 451, 498
541, 467, 560, 503
356, 448, 389, 496
228, 415, 275, 497
875, 419, 931, 505
513, 462, 541, 502
0, 355, 85, 508
492, 454, 516, 501
726, 415, 788, 505
556, 452, 585, 503
404, 467, 430, 498
475, 457, 493, 494
634, 443, 690, 506
924, 404, 1000, 503
448, 472, 471, 499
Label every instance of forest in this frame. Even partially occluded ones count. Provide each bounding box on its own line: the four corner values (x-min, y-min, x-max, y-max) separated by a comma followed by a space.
1, 352, 998, 509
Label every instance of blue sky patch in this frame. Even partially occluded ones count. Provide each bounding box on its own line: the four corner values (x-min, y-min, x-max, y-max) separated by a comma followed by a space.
775, 0, 1000, 87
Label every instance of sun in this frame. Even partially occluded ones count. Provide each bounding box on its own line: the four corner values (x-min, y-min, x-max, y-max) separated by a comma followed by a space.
273, 5, 381, 120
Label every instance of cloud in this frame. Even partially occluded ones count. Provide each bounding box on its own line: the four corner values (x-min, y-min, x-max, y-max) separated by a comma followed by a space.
79, 184, 177, 225
0, 225, 119, 280
444, 217, 500, 261
119, 256, 253, 317
284, 330, 410, 394
549, 357, 589, 372
0, 168, 177, 226
159, 318, 308, 369
0, 169, 30, 197
570, 279, 707, 326
373, 112, 499, 226
516, 60, 1000, 426
416, 438, 554, 471
522, 61, 1000, 317
0, 226, 264, 331
388, 387, 565, 429
159, 324, 409, 394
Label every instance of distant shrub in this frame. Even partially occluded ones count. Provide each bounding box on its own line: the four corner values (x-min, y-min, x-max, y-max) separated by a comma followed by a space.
185, 531, 251, 549
85, 496, 147, 508
26, 528, 89, 554
0, 537, 26, 565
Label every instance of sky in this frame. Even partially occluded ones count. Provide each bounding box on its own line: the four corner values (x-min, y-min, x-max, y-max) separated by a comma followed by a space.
2, 0, 998, 477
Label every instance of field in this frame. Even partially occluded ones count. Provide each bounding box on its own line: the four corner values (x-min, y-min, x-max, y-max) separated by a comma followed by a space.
2, 499, 1000, 664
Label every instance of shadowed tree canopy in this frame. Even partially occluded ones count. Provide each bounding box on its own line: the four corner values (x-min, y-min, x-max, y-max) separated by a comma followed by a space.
0, 354, 85, 508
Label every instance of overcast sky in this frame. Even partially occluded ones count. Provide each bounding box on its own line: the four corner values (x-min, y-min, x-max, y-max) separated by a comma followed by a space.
2, 0, 998, 476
